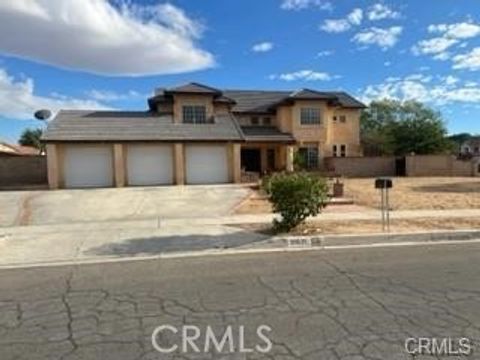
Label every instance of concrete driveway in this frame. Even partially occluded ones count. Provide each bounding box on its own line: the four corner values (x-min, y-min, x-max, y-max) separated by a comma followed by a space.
1, 185, 250, 227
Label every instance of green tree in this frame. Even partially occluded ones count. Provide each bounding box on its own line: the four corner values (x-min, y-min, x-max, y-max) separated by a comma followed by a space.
361, 100, 452, 156
19, 128, 43, 150
448, 133, 472, 153
263, 172, 328, 233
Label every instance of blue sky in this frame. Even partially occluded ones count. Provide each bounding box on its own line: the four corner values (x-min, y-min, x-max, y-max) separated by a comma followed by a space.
1, 0, 480, 142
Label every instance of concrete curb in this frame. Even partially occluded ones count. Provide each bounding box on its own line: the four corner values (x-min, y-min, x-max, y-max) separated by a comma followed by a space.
277, 229, 480, 248
0, 229, 479, 270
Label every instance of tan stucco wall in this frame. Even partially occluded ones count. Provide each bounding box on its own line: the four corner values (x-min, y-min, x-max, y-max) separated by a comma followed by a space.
227, 143, 242, 183
46, 143, 65, 189
214, 103, 231, 115
276, 101, 362, 157
113, 144, 126, 187
406, 155, 474, 177
173, 143, 185, 185
173, 94, 214, 123
235, 114, 277, 127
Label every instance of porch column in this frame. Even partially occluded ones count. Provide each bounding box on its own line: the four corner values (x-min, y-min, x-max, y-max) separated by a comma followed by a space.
260, 146, 268, 173
286, 145, 294, 172
174, 143, 185, 185
113, 144, 126, 187
231, 143, 242, 183
46, 143, 60, 189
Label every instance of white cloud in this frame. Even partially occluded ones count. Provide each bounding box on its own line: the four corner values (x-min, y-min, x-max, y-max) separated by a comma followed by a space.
452, 47, 480, 71
367, 3, 400, 21
428, 21, 480, 39
0, 68, 109, 120
361, 74, 480, 105
320, 19, 352, 33
252, 42, 274, 53
317, 50, 334, 57
320, 8, 363, 33
86, 89, 142, 102
281, 0, 332, 11
414, 21, 480, 64
270, 69, 335, 81
432, 52, 451, 61
0, 0, 214, 76
412, 37, 458, 55
352, 26, 403, 50
347, 9, 363, 26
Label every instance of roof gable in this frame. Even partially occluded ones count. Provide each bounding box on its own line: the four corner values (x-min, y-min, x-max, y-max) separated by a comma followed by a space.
167, 82, 222, 95
289, 89, 337, 100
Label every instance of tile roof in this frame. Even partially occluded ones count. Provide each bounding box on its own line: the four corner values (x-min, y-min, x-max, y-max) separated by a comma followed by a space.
42, 110, 244, 142
167, 82, 222, 94
223, 89, 366, 113
0, 142, 39, 156
222, 90, 289, 113
241, 126, 295, 143
147, 83, 366, 113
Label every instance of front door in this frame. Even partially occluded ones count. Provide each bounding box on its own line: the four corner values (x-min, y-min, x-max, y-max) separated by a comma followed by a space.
241, 148, 261, 172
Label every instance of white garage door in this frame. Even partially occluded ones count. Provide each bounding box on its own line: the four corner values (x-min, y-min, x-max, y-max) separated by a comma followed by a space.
185, 145, 229, 184
64, 145, 113, 188
127, 145, 173, 186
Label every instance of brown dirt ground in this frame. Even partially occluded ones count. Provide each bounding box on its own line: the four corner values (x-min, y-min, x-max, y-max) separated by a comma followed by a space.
344, 177, 480, 210
236, 217, 480, 236
234, 177, 480, 214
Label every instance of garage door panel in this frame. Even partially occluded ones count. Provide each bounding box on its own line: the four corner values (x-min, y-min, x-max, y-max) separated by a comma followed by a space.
64, 145, 113, 188
127, 145, 173, 186
185, 145, 229, 184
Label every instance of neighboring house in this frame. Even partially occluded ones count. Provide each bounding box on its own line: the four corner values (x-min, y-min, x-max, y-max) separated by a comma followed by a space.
460, 137, 480, 157
0, 142, 39, 157
42, 82, 365, 189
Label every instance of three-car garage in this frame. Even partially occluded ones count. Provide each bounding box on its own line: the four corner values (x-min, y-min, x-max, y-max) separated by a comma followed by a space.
60, 143, 232, 189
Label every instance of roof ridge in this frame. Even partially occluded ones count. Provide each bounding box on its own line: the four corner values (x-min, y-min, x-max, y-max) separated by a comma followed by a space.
169, 82, 222, 93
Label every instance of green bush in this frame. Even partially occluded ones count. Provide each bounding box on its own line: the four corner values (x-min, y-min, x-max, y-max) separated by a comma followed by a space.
263, 172, 328, 232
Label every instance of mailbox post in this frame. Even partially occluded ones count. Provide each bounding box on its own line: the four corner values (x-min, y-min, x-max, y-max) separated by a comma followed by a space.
375, 178, 393, 232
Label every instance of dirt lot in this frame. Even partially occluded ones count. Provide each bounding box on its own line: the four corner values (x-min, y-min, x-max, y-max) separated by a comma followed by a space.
235, 177, 480, 214
344, 177, 480, 210
237, 217, 480, 236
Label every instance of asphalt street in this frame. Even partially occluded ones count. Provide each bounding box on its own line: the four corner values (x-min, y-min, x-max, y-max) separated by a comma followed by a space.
1, 243, 479, 359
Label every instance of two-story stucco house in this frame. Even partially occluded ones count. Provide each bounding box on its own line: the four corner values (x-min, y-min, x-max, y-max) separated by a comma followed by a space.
42, 82, 365, 189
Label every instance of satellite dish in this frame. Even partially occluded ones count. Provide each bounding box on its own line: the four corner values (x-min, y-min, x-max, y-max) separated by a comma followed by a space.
34, 109, 52, 121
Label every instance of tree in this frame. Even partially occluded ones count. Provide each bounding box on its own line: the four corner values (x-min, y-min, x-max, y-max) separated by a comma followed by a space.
361, 100, 452, 156
263, 172, 328, 233
448, 133, 473, 153
19, 128, 43, 150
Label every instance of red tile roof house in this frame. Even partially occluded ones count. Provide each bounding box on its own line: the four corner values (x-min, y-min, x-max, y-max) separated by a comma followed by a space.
42, 83, 366, 189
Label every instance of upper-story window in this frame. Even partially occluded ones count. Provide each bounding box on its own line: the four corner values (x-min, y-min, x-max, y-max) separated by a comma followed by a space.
300, 108, 321, 125
333, 115, 347, 123
183, 105, 207, 124
263, 117, 272, 126
251, 116, 260, 125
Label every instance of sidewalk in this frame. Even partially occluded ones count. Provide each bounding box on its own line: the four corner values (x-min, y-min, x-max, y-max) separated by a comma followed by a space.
1, 208, 480, 268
